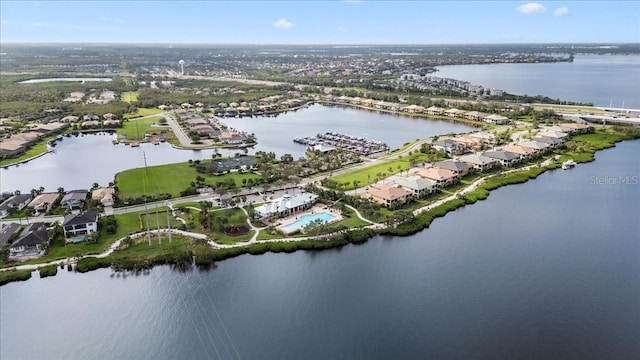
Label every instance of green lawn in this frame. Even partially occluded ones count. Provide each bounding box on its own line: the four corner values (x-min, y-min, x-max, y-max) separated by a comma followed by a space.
118, 117, 169, 141
115, 161, 262, 198
123, 107, 164, 119
330, 153, 430, 190
121, 91, 139, 103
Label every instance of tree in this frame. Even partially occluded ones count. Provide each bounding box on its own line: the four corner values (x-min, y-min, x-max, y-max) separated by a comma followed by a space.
91, 182, 99, 190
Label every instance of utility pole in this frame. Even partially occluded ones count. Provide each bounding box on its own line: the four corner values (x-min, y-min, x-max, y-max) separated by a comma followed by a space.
143, 151, 151, 246
166, 201, 172, 244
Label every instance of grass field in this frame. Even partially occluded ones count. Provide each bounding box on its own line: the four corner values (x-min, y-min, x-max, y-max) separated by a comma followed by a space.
330, 153, 430, 189
121, 91, 139, 103
115, 161, 262, 198
118, 117, 169, 140
123, 107, 165, 119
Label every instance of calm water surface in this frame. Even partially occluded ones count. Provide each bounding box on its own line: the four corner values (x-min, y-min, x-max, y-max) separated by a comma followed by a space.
435, 55, 640, 108
0, 104, 473, 193
1, 140, 638, 360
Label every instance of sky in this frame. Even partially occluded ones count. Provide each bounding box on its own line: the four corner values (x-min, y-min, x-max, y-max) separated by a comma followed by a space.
0, 1, 639, 44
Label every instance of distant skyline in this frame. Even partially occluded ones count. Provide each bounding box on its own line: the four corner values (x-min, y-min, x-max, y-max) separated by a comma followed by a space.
1, 1, 639, 44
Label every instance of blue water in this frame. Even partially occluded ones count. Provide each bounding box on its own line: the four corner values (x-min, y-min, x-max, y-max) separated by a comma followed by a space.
281, 212, 337, 232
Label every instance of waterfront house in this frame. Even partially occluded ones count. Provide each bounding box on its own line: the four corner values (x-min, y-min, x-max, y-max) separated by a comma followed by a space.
0, 194, 32, 218
254, 193, 318, 219
403, 104, 425, 114
83, 115, 100, 122
483, 150, 521, 167
62, 211, 98, 240
0, 223, 21, 247
444, 108, 466, 118
365, 184, 411, 207
559, 123, 593, 134
464, 111, 488, 121
81, 120, 100, 129
532, 135, 564, 148
435, 160, 473, 176
394, 176, 437, 198
0, 139, 26, 159
219, 131, 245, 144
9, 223, 49, 260
92, 187, 116, 207
431, 139, 468, 155
468, 132, 496, 144
537, 130, 569, 140
425, 106, 444, 116
459, 153, 499, 172
416, 167, 458, 188
483, 114, 511, 125
502, 145, 537, 160
28, 193, 61, 216
60, 190, 88, 212
517, 140, 551, 153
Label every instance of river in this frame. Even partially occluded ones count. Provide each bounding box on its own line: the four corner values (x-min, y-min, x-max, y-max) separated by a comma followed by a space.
1, 140, 638, 359
0, 104, 474, 193
435, 55, 640, 109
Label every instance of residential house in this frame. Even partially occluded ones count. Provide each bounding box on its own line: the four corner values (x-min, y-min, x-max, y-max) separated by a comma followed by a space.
61, 115, 80, 123
459, 153, 499, 172
517, 140, 551, 153
219, 131, 245, 144
537, 131, 569, 140
416, 167, 458, 188
483, 114, 511, 125
81, 120, 100, 128
0, 139, 26, 159
425, 106, 444, 116
0, 194, 32, 218
365, 184, 411, 207
484, 150, 521, 167
9, 223, 49, 259
444, 108, 466, 118
532, 135, 564, 148
92, 187, 116, 207
254, 193, 318, 219
403, 104, 425, 114
435, 160, 473, 176
60, 190, 88, 212
464, 111, 488, 121
62, 211, 99, 240
431, 139, 468, 155
468, 132, 496, 144
394, 176, 437, 198
452, 135, 484, 151
28, 193, 61, 216
559, 123, 593, 134
0, 223, 21, 247
502, 145, 537, 160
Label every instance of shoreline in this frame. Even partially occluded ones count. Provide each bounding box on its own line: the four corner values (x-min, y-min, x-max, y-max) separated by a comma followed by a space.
2, 131, 636, 286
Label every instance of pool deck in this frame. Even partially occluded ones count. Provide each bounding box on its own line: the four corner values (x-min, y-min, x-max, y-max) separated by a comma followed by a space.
277, 205, 343, 234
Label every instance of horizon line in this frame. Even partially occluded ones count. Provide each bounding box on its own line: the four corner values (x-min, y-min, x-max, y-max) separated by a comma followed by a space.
1, 41, 639, 46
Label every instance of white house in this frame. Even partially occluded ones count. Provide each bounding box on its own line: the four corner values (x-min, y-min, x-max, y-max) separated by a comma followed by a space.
254, 193, 318, 219
62, 211, 98, 240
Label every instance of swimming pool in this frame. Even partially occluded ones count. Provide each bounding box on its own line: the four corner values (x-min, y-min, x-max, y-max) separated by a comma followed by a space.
280, 212, 337, 233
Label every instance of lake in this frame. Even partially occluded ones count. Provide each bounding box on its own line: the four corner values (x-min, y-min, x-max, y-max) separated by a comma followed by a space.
1, 140, 638, 359
435, 55, 640, 109
0, 104, 474, 193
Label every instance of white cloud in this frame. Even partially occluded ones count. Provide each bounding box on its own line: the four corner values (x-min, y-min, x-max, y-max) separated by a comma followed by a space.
554, 7, 569, 16
517, 3, 547, 14
273, 18, 294, 29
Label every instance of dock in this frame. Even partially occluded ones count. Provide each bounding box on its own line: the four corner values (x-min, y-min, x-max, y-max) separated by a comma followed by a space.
294, 132, 389, 156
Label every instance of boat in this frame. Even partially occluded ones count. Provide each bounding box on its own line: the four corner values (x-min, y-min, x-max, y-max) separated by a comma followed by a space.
130, 142, 140, 148
562, 160, 576, 170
